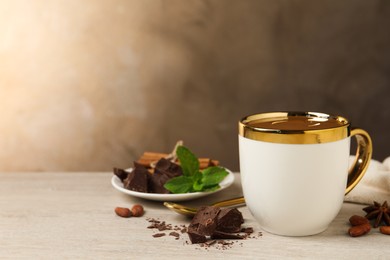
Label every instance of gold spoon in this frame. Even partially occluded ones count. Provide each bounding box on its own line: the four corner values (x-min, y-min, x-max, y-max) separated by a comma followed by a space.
163, 197, 245, 217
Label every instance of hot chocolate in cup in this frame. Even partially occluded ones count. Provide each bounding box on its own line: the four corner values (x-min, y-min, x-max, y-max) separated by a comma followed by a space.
238, 112, 372, 236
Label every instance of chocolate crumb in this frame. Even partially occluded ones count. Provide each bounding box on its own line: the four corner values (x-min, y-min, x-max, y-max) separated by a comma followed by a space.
169, 231, 180, 238
152, 233, 166, 238
241, 227, 254, 234
204, 240, 217, 246
211, 231, 244, 240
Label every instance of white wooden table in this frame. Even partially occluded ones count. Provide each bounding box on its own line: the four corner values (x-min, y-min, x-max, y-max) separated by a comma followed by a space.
0, 172, 388, 259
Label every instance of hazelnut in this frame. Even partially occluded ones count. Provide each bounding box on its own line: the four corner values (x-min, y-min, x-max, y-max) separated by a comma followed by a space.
349, 215, 369, 226
131, 204, 144, 217
115, 207, 132, 218
348, 223, 371, 237
380, 226, 390, 235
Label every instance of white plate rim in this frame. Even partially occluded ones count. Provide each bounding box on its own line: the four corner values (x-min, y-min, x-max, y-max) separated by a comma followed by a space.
111, 168, 235, 202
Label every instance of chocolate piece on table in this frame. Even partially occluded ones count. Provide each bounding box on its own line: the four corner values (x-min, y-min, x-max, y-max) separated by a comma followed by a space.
189, 206, 221, 236
187, 206, 247, 244
216, 208, 244, 233
187, 226, 207, 244
211, 231, 244, 240
113, 167, 129, 181
123, 166, 149, 193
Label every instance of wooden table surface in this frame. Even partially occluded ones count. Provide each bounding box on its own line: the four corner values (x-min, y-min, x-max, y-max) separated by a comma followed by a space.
0, 172, 388, 259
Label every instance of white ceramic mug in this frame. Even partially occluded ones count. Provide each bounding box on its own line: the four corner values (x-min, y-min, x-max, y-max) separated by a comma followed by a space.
238, 112, 372, 236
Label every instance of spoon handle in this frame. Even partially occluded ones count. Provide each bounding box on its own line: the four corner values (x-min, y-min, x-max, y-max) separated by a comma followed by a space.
212, 196, 245, 208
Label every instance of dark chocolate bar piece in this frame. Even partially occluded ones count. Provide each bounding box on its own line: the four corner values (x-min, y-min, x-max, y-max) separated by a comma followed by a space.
190, 206, 221, 236
113, 167, 129, 181
123, 166, 149, 193
154, 158, 183, 178
187, 226, 207, 244
148, 158, 183, 194
216, 208, 244, 233
148, 171, 171, 194
187, 206, 246, 244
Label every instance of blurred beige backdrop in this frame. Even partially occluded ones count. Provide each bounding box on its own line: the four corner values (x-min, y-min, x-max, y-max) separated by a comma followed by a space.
1, 0, 389, 172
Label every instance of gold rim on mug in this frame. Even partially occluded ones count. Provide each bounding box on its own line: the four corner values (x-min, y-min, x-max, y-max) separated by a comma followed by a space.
239, 111, 350, 144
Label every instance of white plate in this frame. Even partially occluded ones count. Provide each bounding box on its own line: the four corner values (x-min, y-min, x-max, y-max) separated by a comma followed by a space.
111, 168, 235, 202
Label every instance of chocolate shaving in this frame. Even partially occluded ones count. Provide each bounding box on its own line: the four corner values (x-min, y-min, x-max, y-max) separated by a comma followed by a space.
241, 227, 254, 234
152, 233, 166, 238
169, 232, 180, 238
211, 231, 244, 240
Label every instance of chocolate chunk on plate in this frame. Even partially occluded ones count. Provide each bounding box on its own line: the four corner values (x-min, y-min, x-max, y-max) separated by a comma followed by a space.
123, 166, 149, 193
154, 158, 183, 178
148, 171, 171, 194
148, 158, 184, 194
113, 168, 129, 181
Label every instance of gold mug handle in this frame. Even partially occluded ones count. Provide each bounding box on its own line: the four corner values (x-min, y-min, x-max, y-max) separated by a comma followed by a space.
345, 128, 373, 195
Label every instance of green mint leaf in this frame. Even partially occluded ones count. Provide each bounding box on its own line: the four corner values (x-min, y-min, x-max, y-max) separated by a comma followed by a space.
201, 166, 228, 187
192, 170, 202, 183
202, 184, 221, 192
176, 145, 199, 177
191, 171, 203, 192
164, 176, 193, 194
193, 181, 204, 192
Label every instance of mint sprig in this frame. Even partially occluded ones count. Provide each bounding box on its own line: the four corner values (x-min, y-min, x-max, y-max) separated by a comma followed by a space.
176, 146, 199, 177
164, 146, 228, 194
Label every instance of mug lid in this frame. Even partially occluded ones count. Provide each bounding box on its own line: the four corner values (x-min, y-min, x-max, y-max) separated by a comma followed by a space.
239, 112, 351, 144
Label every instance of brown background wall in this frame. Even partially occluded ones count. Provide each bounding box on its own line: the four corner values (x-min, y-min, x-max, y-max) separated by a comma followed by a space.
0, 0, 389, 171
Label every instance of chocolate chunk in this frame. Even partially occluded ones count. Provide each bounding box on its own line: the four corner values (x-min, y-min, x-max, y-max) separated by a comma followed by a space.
190, 206, 221, 236
216, 208, 244, 233
154, 158, 183, 178
187, 227, 207, 244
148, 171, 171, 194
211, 231, 244, 240
123, 166, 149, 193
187, 206, 247, 244
148, 158, 183, 193
113, 167, 129, 181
